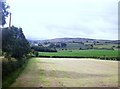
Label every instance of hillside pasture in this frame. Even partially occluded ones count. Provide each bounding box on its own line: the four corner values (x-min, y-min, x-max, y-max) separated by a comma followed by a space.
62, 43, 90, 50
93, 44, 118, 50
54, 42, 118, 50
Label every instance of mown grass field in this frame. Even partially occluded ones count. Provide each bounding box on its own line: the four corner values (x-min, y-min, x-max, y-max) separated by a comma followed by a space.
11, 58, 118, 87
39, 50, 119, 58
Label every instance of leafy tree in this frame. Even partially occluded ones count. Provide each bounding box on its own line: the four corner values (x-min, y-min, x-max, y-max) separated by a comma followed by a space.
90, 44, 93, 48
2, 26, 31, 59
38, 43, 43, 46
56, 44, 60, 48
0, 0, 10, 26
34, 51, 39, 57
61, 43, 67, 47
49, 43, 55, 48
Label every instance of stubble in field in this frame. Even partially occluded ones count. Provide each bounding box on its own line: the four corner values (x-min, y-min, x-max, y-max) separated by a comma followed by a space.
11, 58, 118, 87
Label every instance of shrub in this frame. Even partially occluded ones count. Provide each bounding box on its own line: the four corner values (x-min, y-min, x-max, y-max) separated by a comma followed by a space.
2, 26, 31, 59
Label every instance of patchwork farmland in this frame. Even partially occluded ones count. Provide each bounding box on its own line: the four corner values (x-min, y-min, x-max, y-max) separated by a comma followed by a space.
2, 0, 119, 88
2, 37, 120, 88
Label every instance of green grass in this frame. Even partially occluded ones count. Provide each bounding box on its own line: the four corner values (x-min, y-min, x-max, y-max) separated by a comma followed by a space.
10, 58, 50, 87
39, 50, 119, 58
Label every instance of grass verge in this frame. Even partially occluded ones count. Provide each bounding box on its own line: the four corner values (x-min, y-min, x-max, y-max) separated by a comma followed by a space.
2, 59, 29, 88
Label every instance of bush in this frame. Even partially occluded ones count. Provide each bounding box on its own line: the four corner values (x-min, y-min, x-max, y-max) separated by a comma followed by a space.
2, 57, 29, 80
2, 26, 31, 87
2, 58, 29, 88
34, 51, 39, 57
2, 26, 31, 59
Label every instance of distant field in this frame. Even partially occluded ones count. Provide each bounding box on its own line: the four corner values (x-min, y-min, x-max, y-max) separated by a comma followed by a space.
56, 43, 118, 50
62, 43, 89, 50
93, 44, 118, 49
39, 50, 119, 58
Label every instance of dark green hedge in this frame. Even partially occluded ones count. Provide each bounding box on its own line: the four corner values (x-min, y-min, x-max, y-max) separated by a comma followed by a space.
38, 55, 120, 61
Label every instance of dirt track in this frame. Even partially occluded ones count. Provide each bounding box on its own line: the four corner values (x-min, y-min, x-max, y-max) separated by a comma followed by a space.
11, 58, 118, 87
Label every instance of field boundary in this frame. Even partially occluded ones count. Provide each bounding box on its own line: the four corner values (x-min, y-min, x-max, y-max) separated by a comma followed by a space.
38, 55, 120, 61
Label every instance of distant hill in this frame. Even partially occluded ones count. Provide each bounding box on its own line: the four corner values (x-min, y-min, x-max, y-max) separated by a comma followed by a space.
28, 37, 119, 50
30, 37, 119, 43
44, 38, 97, 43
28, 38, 120, 45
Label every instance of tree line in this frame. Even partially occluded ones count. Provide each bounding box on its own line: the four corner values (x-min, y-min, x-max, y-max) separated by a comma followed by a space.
2, 26, 31, 79
0, 1, 32, 87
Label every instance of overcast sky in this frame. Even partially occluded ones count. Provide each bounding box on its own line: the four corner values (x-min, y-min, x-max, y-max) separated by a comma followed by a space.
6, 0, 118, 40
